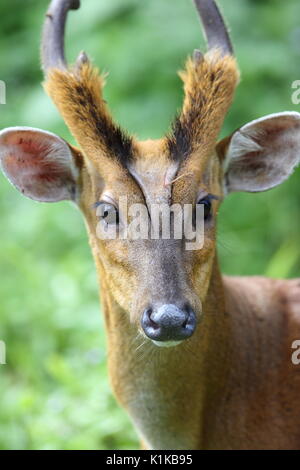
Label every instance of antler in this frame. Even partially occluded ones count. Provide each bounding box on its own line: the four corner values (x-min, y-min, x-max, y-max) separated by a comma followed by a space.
193, 0, 233, 57
41, 0, 134, 171
167, 0, 239, 171
41, 0, 81, 73
41, 0, 238, 174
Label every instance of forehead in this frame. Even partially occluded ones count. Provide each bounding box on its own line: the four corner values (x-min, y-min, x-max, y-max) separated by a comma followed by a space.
129, 140, 179, 205
127, 140, 222, 206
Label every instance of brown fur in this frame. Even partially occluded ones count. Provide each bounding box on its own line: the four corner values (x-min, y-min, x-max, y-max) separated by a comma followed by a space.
44, 63, 134, 175
75, 131, 300, 449
29, 27, 300, 449
1, 0, 299, 450
101, 263, 300, 449
168, 53, 239, 165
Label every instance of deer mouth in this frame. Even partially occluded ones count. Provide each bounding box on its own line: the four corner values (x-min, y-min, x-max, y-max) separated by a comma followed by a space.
152, 340, 183, 348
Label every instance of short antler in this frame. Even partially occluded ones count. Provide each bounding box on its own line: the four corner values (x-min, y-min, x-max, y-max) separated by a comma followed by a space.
193, 0, 233, 56
167, 0, 239, 172
41, 0, 80, 73
42, 0, 134, 171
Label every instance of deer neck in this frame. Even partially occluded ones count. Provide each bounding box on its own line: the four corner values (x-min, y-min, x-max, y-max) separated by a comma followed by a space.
97, 256, 232, 449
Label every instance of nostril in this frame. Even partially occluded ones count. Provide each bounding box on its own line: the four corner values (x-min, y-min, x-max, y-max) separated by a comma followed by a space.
142, 307, 159, 331
145, 307, 152, 318
182, 316, 188, 328
148, 310, 160, 330
183, 302, 192, 314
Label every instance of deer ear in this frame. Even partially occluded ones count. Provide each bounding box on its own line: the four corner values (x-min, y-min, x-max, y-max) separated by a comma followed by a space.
217, 112, 300, 193
0, 127, 82, 202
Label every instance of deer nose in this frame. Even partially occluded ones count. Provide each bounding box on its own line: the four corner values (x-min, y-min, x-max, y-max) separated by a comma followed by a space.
141, 303, 196, 344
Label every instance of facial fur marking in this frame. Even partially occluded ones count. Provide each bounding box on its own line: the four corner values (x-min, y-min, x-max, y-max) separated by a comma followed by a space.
128, 161, 179, 207
166, 53, 239, 166
164, 171, 193, 188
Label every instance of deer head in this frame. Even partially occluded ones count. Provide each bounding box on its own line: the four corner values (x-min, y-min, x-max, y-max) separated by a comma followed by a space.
1, 0, 300, 347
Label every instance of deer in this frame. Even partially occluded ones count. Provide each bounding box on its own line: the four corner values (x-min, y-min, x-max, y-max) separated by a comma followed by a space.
0, 0, 300, 450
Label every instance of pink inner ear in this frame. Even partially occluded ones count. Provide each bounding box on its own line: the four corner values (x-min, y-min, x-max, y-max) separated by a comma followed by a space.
16, 136, 53, 163
0, 129, 77, 202
4, 139, 59, 183
225, 112, 300, 193
18, 137, 44, 154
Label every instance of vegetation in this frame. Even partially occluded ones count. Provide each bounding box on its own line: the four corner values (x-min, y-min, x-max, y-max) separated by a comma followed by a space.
0, 0, 299, 449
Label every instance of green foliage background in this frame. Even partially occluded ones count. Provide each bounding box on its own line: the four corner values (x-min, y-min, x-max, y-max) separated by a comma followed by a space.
0, 0, 299, 450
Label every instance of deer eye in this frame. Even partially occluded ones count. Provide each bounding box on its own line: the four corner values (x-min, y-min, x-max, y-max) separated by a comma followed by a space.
197, 196, 212, 221
95, 202, 119, 225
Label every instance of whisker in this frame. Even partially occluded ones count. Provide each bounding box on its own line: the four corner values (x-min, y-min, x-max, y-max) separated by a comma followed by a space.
135, 339, 147, 353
